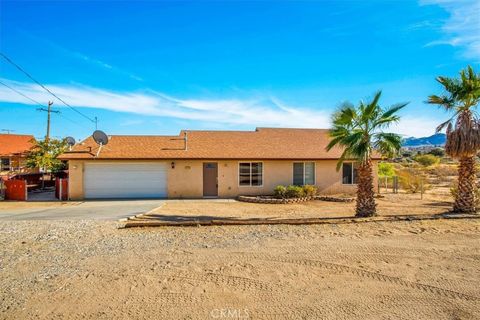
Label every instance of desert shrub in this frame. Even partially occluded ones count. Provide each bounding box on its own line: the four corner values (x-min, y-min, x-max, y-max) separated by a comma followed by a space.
302, 185, 317, 197
431, 164, 457, 184
427, 148, 445, 157
397, 167, 430, 193
285, 185, 305, 198
413, 154, 440, 167
273, 185, 287, 199
401, 151, 413, 158
378, 162, 395, 177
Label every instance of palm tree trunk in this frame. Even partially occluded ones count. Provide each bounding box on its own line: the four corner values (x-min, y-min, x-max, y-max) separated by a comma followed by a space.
454, 155, 477, 213
356, 159, 377, 217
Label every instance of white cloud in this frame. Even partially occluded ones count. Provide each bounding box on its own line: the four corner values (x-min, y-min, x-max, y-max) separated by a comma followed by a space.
0, 78, 331, 129
0, 78, 441, 137
19, 31, 144, 81
421, 0, 480, 60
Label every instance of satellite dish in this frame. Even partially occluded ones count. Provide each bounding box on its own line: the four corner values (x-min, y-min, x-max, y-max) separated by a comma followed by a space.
92, 130, 108, 158
65, 136, 76, 146
92, 130, 109, 146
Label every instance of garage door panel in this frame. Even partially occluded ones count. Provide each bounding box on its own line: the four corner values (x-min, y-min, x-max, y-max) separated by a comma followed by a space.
84, 162, 168, 199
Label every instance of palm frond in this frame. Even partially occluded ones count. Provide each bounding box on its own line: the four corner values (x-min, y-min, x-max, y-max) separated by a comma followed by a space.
335, 150, 351, 171
362, 91, 382, 122
328, 90, 403, 165
435, 112, 458, 133
381, 102, 408, 119
429, 66, 480, 158
373, 132, 402, 158
374, 102, 408, 128
427, 94, 455, 110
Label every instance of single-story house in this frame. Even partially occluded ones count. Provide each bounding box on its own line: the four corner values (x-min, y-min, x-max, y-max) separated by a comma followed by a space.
59, 128, 380, 200
0, 134, 36, 174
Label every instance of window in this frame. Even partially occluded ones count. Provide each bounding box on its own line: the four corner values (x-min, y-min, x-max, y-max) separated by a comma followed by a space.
293, 162, 315, 185
239, 162, 263, 186
0, 158, 10, 171
342, 162, 358, 184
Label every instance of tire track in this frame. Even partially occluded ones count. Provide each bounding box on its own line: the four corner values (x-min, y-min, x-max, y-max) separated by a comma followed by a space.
256, 254, 478, 301
162, 270, 275, 293
199, 252, 478, 302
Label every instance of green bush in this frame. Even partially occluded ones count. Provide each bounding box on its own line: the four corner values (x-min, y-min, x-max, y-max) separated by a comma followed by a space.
285, 185, 305, 198
302, 185, 317, 197
273, 185, 287, 199
413, 154, 440, 167
378, 162, 395, 177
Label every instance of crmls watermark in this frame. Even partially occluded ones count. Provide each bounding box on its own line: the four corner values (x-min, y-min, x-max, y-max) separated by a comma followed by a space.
210, 308, 250, 319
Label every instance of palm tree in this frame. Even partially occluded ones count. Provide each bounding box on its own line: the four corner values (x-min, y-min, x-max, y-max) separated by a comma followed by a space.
427, 66, 480, 213
327, 91, 407, 217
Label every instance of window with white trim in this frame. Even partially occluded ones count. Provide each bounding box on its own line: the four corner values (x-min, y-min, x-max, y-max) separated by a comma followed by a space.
239, 162, 263, 186
293, 162, 315, 185
342, 162, 358, 184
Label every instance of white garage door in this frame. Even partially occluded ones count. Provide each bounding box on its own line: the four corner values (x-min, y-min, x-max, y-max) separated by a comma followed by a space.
84, 162, 168, 199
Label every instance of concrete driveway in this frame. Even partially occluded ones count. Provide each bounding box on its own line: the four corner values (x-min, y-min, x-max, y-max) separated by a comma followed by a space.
0, 200, 164, 221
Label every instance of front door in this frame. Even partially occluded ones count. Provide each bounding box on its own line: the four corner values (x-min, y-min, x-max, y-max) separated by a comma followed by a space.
203, 162, 218, 197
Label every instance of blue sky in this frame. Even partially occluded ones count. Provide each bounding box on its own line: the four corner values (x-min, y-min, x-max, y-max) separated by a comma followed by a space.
0, 0, 479, 141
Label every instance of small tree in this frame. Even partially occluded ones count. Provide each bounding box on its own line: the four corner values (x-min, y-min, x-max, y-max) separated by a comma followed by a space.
378, 162, 395, 177
26, 138, 68, 188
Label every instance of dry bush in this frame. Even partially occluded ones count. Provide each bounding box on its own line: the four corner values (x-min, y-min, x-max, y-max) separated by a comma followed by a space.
430, 164, 458, 184
397, 167, 431, 193
302, 185, 318, 197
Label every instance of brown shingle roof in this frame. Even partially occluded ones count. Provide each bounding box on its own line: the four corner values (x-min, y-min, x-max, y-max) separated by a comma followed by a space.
59, 128, 380, 160
0, 134, 35, 156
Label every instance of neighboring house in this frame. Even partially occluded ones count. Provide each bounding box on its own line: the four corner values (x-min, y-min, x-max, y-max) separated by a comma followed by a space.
0, 134, 36, 174
59, 128, 380, 200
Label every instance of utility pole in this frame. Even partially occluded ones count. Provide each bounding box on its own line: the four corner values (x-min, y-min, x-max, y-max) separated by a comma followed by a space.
37, 101, 59, 141
46, 101, 53, 141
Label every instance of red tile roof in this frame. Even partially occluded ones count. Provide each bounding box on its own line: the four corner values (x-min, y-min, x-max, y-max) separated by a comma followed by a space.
0, 134, 36, 156
59, 128, 381, 160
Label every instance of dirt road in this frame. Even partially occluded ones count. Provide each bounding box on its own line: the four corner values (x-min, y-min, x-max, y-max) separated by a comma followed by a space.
1, 218, 479, 319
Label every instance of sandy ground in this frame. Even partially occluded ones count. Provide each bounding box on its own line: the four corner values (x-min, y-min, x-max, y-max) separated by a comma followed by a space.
1, 216, 479, 319
151, 193, 453, 221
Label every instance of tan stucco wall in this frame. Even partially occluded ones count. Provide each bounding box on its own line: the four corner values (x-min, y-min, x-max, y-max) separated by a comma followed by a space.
68, 160, 84, 200
67, 159, 378, 200
167, 160, 203, 198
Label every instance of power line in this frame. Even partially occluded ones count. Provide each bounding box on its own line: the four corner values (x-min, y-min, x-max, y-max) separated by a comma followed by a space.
0, 79, 45, 108
0, 52, 97, 124
0, 79, 90, 130
56, 111, 89, 130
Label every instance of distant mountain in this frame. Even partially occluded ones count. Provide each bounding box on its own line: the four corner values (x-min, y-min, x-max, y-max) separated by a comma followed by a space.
402, 133, 446, 147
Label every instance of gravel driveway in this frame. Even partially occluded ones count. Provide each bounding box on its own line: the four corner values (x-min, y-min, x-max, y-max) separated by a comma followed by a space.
0, 200, 164, 221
